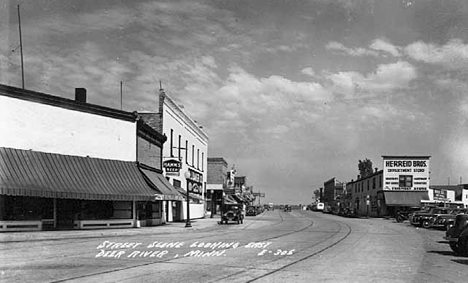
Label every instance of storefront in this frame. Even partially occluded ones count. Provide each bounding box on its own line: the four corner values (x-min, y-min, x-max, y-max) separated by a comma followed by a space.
0, 147, 182, 232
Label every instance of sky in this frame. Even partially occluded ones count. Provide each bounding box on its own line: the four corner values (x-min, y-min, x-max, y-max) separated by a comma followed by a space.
1, 0, 468, 205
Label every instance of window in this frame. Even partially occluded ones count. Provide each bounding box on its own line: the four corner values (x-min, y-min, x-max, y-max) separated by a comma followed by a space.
192, 145, 195, 166
372, 178, 376, 189
367, 180, 369, 191
399, 175, 413, 187
170, 129, 174, 157
178, 135, 181, 158
197, 149, 200, 169
379, 175, 382, 188
173, 179, 181, 188
201, 152, 204, 171
185, 140, 188, 164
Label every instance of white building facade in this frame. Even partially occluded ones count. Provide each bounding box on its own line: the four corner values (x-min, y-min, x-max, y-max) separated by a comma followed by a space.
139, 89, 208, 221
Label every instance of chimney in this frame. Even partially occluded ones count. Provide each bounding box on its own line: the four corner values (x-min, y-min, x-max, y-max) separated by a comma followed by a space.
375, 167, 378, 173
75, 88, 87, 103
357, 175, 360, 180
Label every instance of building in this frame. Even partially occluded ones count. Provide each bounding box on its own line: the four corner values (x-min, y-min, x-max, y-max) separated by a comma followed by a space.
424, 185, 468, 208
0, 84, 181, 231
207, 157, 228, 216
346, 155, 431, 217
139, 89, 208, 221
323, 178, 344, 208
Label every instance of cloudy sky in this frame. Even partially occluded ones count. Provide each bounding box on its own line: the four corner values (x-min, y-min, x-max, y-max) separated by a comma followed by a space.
2, 0, 468, 204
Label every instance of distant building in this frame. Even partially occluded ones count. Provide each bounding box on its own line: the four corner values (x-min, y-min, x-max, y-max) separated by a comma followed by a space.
207, 157, 228, 215
346, 155, 432, 217
323, 178, 344, 207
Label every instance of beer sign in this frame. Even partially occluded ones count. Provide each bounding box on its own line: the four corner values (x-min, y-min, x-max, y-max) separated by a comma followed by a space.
163, 159, 182, 174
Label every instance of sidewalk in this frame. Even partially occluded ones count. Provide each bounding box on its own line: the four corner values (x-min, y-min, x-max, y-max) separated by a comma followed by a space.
0, 216, 221, 243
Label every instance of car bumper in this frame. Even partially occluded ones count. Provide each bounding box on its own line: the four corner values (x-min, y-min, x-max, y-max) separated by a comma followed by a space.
444, 237, 458, 242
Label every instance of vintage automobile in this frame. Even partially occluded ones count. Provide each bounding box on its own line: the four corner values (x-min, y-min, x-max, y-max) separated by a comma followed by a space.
220, 204, 244, 224
396, 207, 422, 223
445, 214, 468, 256
410, 207, 451, 228
344, 208, 358, 218
429, 208, 468, 230
246, 206, 257, 216
284, 205, 292, 212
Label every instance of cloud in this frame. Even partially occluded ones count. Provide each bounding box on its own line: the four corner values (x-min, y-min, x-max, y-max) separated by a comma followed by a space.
301, 67, 316, 77
327, 61, 417, 97
405, 39, 468, 69
369, 39, 401, 57
326, 41, 378, 57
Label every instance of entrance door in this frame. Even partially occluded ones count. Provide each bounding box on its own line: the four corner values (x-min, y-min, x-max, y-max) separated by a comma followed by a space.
56, 199, 80, 229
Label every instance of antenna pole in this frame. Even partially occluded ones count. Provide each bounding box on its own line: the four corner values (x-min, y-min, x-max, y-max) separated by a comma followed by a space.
120, 81, 123, 110
18, 5, 24, 89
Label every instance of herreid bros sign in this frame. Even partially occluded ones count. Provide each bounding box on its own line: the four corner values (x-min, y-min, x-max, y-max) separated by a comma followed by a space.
382, 156, 430, 191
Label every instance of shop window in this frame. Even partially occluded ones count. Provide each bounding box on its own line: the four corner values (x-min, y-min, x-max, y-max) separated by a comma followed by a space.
399, 175, 413, 187
112, 201, 132, 219
81, 200, 114, 220
2, 196, 53, 221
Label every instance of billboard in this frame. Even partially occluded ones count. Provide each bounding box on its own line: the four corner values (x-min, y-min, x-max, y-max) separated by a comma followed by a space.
382, 156, 430, 191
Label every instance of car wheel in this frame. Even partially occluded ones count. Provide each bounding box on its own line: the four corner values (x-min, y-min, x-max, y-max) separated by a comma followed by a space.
422, 220, 431, 229
396, 216, 404, 223
459, 240, 468, 256
449, 242, 459, 254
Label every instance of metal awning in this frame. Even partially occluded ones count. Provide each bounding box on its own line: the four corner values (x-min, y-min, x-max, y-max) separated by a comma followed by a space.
175, 187, 205, 202
0, 147, 160, 201
231, 194, 246, 203
383, 191, 429, 206
224, 195, 238, 204
139, 168, 184, 201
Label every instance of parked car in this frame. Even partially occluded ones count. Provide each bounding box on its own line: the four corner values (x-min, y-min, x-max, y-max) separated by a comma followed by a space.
220, 204, 244, 224
344, 208, 358, 218
445, 214, 468, 255
396, 207, 422, 223
284, 205, 292, 212
256, 205, 264, 214
410, 207, 451, 228
322, 205, 332, 214
430, 208, 468, 230
246, 206, 257, 216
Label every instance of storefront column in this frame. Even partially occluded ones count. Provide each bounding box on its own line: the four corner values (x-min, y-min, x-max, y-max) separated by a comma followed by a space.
53, 198, 57, 228
132, 200, 138, 227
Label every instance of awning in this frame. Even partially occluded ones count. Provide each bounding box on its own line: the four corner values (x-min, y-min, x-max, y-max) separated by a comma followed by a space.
224, 195, 238, 204
0, 147, 161, 201
383, 191, 429, 206
175, 187, 205, 202
139, 168, 184, 201
231, 194, 246, 203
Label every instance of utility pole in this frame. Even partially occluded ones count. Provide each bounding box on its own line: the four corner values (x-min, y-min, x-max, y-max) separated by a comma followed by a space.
17, 5, 25, 89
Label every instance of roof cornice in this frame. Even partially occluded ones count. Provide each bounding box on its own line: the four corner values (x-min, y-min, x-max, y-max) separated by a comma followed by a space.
0, 84, 137, 122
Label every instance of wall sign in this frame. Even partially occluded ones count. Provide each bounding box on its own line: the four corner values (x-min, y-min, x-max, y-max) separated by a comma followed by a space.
383, 156, 430, 191
163, 159, 182, 174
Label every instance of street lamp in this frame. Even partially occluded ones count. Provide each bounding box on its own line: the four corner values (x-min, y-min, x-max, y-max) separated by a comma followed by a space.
184, 171, 192, 227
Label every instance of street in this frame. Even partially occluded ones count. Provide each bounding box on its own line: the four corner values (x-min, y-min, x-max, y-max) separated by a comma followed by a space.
0, 210, 466, 283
